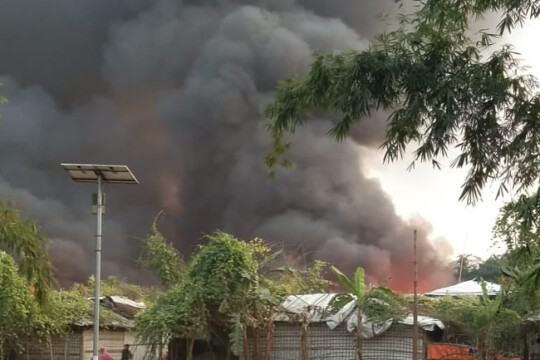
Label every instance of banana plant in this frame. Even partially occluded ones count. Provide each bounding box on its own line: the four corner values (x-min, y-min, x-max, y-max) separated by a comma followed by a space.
331, 266, 366, 360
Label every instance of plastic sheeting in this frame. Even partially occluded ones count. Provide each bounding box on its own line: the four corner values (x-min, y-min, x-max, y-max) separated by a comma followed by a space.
426, 343, 475, 359
425, 279, 501, 297
275, 293, 444, 338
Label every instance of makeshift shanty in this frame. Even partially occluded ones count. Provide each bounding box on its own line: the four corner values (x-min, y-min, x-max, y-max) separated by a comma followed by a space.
243, 293, 445, 360
16, 296, 151, 360
424, 279, 501, 297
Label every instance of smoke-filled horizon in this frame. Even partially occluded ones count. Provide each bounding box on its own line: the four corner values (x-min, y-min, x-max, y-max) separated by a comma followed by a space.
0, 0, 453, 291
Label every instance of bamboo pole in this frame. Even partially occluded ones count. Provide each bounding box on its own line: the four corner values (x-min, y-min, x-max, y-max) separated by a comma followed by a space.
412, 229, 419, 360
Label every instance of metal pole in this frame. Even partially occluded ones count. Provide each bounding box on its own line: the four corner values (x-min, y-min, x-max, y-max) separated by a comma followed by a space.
412, 229, 419, 360
93, 175, 103, 360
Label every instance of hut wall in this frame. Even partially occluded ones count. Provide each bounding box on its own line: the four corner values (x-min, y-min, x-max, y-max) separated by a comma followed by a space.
82, 329, 126, 359
244, 322, 426, 360
17, 329, 150, 360
20, 332, 82, 360
124, 332, 158, 360
363, 324, 425, 360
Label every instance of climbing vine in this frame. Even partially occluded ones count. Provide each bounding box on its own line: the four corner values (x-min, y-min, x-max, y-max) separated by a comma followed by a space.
138, 215, 186, 289
135, 231, 333, 359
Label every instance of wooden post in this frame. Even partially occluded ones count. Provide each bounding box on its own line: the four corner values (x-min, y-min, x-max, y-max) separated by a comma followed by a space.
412, 229, 419, 360
186, 338, 195, 360
300, 314, 309, 360
264, 311, 274, 360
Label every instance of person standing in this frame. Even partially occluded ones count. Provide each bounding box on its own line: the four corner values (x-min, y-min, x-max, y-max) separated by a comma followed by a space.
98, 348, 114, 360
121, 344, 133, 360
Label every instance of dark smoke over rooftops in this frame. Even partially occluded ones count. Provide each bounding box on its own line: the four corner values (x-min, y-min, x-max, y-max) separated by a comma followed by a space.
0, 0, 453, 291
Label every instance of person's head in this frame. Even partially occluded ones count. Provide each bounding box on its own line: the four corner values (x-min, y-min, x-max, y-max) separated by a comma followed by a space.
98, 348, 105, 354
124, 344, 130, 350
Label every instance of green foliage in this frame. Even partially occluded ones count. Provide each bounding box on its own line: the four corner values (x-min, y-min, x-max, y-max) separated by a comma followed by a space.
229, 313, 244, 357
0, 201, 53, 303
30, 288, 93, 338
32, 277, 151, 337
421, 291, 522, 356
266, 0, 540, 206
187, 231, 261, 312
331, 266, 365, 301
265, 259, 334, 297
330, 265, 366, 360
362, 286, 406, 322
452, 254, 503, 282
138, 216, 186, 288
76, 275, 159, 303
0, 251, 155, 359
494, 199, 540, 251
135, 281, 207, 357
491, 200, 540, 308
135, 231, 280, 358
329, 266, 405, 323
0, 251, 36, 353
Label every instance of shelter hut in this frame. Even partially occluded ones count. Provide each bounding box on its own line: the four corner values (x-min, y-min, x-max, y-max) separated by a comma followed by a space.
243, 293, 444, 360
18, 296, 152, 360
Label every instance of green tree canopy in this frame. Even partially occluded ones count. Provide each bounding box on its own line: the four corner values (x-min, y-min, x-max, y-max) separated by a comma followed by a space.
135, 231, 336, 359
494, 197, 540, 252
266, 0, 540, 208
0, 201, 53, 302
136, 232, 277, 358
0, 251, 36, 356
452, 254, 503, 282
421, 290, 521, 357
71, 275, 159, 304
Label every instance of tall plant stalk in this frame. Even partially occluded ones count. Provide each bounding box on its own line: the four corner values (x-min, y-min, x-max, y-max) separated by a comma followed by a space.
331, 266, 366, 360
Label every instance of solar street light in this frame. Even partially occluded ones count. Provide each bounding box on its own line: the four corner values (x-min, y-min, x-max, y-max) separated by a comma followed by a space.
61, 163, 138, 360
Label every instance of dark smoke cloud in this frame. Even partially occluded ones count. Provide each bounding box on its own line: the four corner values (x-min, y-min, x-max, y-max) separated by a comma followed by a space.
0, 0, 453, 290
298, 0, 396, 36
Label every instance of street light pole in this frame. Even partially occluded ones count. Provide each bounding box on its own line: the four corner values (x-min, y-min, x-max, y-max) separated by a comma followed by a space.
60, 164, 138, 360
93, 174, 103, 360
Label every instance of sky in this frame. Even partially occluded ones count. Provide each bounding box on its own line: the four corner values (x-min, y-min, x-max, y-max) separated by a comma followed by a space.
362, 19, 540, 260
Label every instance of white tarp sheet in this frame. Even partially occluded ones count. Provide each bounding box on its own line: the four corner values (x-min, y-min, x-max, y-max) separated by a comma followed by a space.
275, 293, 444, 339
425, 279, 501, 297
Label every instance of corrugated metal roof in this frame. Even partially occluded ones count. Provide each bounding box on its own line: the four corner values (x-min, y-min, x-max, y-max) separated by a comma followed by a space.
74, 295, 145, 328
276, 293, 338, 322
100, 296, 145, 319
104, 296, 145, 309
274, 293, 444, 338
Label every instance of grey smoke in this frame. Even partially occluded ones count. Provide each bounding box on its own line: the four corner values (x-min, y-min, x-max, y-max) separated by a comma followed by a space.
0, 0, 452, 289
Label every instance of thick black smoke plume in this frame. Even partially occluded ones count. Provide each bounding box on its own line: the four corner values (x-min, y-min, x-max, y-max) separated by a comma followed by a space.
0, 0, 453, 291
